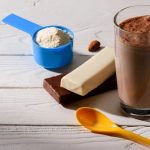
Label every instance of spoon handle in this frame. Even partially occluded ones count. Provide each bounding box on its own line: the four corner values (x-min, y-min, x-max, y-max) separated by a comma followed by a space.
2, 14, 42, 36
119, 129, 150, 147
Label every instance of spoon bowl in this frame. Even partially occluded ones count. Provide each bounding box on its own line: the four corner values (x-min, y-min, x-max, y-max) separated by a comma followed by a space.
76, 107, 119, 133
76, 107, 150, 147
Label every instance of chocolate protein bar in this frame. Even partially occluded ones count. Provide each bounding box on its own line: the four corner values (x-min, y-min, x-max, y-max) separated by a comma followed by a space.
43, 74, 117, 105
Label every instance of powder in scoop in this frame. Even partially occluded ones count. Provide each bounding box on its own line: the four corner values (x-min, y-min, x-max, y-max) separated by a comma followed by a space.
36, 27, 70, 48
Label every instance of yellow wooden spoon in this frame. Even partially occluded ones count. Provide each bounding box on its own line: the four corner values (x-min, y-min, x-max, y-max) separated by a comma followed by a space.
76, 107, 150, 147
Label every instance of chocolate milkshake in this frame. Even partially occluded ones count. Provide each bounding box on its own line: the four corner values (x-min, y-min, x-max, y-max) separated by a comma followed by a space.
115, 8, 150, 116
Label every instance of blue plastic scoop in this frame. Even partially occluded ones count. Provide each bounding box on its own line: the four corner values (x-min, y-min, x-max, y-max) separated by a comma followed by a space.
2, 14, 74, 69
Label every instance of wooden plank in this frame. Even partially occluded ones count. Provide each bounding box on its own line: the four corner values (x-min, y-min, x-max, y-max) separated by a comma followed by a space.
0, 88, 76, 125
0, 125, 149, 150
0, 55, 91, 87
0, 0, 150, 56
0, 89, 150, 126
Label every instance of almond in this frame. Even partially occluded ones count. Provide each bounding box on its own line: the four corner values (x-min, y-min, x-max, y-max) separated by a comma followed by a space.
88, 40, 101, 52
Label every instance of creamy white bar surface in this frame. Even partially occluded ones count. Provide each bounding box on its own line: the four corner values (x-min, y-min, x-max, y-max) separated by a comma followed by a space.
61, 47, 115, 96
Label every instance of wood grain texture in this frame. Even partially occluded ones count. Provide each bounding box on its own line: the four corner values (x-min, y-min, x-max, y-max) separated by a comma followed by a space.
0, 88, 75, 125
1, 0, 150, 149
0, 88, 150, 126
0, 55, 91, 87
0, 125, 149, 150
0, 0, 150, 56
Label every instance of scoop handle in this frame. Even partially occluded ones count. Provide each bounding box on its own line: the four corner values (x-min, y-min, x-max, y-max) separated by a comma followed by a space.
2, 14, 42, 36
119, 128, 150, 147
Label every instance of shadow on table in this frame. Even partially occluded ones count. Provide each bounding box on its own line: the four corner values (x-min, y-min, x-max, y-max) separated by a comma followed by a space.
42, 50, 150, 121
66, 90, 128, 117
44, 51, 126, 118
46, 52, 92, 74
67, 90, 150, 122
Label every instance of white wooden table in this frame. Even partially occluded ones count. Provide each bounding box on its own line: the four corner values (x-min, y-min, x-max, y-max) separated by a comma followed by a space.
1, 0, 150, 149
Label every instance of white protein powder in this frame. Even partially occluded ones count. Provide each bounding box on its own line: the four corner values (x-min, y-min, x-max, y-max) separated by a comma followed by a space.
36, 27, 70, 48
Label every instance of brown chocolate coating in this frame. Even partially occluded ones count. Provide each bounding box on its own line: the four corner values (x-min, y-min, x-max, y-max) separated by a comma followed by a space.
43, 74, 117, 105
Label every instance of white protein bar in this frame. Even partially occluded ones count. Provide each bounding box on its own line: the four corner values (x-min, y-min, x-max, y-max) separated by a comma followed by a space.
61, 47, 115, 96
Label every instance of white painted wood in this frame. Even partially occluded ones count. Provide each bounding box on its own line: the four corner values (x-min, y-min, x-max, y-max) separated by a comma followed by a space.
0, 88, 75, 125
0, 0, 150, 56
0, 126, 149, 150
0, 55, 90, 87
0, 0, 150, 149
0, 89, 150, 126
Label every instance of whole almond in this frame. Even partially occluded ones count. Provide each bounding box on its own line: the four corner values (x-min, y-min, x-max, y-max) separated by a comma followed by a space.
88, 40, 101, 52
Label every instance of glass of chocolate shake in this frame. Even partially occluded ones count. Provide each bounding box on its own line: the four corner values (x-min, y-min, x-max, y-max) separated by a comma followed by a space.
114, 5, 150, 117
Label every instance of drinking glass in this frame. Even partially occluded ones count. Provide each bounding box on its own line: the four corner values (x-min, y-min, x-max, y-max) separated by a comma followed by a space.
114, 5, 150, 117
